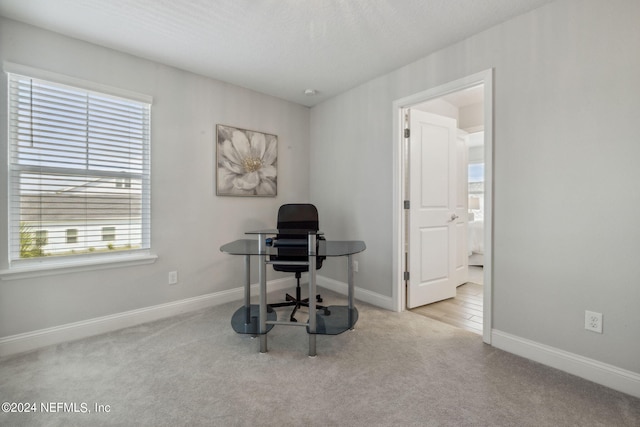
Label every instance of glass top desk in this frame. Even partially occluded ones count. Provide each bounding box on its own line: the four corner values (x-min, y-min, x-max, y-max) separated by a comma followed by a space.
220, 230, 365, 356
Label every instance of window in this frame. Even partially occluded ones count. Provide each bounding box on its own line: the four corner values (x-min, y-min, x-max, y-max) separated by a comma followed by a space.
115, 177, 131, 188
66, 229, 78, 244
7, 70, 151, 266
102, 227, 116, 242
468, 163, 484, 183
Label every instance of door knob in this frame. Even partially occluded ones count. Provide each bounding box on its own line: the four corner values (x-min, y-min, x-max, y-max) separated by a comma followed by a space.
449, 214, 459, 222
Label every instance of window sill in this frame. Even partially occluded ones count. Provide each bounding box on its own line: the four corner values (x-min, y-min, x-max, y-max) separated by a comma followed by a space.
0, 253, 158, 281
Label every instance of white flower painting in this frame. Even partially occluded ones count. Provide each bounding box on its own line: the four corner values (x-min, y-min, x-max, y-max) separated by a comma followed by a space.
216, 125, 277, 196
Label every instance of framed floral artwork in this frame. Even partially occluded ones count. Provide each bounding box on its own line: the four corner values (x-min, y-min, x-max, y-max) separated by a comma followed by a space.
216, 124, 277, 196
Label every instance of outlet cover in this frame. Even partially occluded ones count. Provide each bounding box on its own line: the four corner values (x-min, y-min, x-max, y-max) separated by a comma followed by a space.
585, 310, 603, 333
168, 271, 178, 285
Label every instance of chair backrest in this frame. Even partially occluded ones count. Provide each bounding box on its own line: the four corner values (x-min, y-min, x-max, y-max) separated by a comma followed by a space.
272, 203, 323, 272
277, 203, 319, 236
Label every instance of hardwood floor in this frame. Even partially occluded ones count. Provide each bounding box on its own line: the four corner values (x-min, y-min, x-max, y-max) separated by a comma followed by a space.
410, 266, 483, 335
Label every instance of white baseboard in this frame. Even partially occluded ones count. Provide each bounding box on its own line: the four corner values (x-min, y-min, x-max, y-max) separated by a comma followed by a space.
492, 329, 640, 399
0, 277, 294, 358
317, 275, 395, 311
5, 283, 637, 400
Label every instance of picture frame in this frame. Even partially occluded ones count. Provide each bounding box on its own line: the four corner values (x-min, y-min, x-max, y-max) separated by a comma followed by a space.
216, 124, 277, 197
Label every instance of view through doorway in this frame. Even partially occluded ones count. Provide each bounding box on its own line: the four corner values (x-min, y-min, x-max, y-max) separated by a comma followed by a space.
392, 70, 493, 343
409, 88, 485, 335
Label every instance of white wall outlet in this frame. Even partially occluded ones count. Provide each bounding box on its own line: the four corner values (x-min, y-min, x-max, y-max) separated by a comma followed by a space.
168, 271, 178, 285
585, 310, 603, 333
353, 260, 359, 273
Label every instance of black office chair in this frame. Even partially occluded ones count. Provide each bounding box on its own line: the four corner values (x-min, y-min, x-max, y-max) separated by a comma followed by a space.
269, 203, 328, 322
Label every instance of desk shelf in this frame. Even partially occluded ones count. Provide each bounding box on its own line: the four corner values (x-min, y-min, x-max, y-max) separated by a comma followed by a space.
231, 304, 277, 335
231, 304, 358, 336
309, 306, 358, 335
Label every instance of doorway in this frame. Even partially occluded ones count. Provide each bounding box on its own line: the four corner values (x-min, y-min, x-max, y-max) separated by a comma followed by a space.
391, 70, 493, 344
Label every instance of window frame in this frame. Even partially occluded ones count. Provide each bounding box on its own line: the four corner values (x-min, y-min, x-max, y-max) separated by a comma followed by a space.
1, 63, 156, 279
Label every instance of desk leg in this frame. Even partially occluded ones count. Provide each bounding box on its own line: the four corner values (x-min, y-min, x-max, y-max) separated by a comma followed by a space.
348, 254, 355, 330
258, 233, 268, 353
243, 255, 251, 326
308, 233, 317, 357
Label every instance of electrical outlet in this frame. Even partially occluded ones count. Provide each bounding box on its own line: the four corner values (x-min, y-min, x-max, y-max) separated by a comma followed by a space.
585, 310, 603, 333
353, 260, 359, 273
168, 271, 178, 285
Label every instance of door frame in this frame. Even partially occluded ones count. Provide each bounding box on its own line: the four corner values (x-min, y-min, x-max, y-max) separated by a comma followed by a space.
391, 69, 494, 344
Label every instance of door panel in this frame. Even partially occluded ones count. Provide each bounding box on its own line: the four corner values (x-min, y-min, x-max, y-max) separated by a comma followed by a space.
407, 110, 467, 308
420, 125, 449, 207
420, 227, 448, 281
456, 222, 467, 272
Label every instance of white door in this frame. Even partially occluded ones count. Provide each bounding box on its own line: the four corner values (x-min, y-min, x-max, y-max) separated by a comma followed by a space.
407, 110, 468, 309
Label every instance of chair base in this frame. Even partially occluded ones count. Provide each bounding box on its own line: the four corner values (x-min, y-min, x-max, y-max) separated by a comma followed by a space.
269, 286, 330, 322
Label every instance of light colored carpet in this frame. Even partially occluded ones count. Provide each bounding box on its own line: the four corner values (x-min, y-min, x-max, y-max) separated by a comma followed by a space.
1, 288, 639, 426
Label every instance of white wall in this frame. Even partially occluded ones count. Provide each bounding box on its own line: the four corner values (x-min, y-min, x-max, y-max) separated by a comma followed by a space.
459, 102, 483, 132
1, 0, 639, 384
415, 98, 459, 121
310, 0, 640, 374
0, 18, 311, 338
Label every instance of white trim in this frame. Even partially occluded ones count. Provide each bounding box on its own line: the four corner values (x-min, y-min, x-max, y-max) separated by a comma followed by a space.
0, 253, 158, 280
391, 69, 494, 344
317, 275, 395, 311
492, 329, 640, 399
0, 277, 294, 357
3, 61, 153, 104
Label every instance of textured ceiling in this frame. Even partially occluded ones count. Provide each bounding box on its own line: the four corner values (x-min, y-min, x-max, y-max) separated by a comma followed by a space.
0, 0, 554, 106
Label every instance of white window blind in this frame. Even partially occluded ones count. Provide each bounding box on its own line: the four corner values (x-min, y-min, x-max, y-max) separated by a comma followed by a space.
7, 72, 151, 265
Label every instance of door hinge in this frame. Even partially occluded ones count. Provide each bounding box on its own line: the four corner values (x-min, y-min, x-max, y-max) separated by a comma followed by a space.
404, 271, 410, 281
404, 200, 410, 209
404, 128, 410, 138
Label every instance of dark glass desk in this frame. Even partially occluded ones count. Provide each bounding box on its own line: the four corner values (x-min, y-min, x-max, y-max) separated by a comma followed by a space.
220, 230, 365, 356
